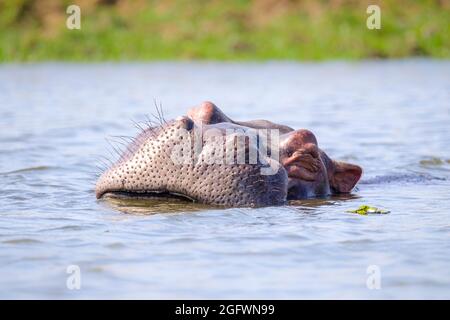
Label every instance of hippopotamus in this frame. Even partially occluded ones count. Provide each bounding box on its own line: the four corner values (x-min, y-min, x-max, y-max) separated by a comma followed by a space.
95, 101, 362, 207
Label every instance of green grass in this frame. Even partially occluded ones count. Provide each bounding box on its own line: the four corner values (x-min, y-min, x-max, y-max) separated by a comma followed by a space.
0, 0, 449, 61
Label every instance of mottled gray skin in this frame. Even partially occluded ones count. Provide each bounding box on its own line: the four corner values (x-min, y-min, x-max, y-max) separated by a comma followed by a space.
96, 117, 288, 207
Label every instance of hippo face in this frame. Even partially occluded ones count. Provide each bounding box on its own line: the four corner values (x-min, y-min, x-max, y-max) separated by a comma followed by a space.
95, 116, 288, 207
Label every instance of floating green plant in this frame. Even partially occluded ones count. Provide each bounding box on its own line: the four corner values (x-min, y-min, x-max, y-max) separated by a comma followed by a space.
347, 205, 390, 215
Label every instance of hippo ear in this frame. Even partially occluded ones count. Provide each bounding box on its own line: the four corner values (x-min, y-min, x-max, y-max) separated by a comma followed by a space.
329, 161, 362, 193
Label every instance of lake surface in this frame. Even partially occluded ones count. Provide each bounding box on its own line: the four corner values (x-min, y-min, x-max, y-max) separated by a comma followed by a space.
0, 60, 449, 299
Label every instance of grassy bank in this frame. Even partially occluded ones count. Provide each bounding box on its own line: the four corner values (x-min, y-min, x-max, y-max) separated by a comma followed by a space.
0, 0, 449, 61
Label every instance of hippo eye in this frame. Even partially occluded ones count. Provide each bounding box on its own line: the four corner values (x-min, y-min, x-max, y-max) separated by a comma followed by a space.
176, 116, 194, 131
185, 119, 194, 131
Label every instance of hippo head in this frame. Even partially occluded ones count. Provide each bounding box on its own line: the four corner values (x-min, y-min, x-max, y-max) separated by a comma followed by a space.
95, 116, 288, 207
187, 101, 362, 200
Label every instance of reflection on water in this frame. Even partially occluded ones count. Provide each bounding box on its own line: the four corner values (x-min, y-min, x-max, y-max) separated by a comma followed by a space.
101, 196, 216, 215
288, 193, 361, 208
0, 61, 449, 299
102, 193, 361, 215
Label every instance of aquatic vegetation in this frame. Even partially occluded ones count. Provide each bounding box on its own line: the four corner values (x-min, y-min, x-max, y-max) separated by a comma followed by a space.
347, 205, 390, 215
420, 157, 449, 166
0, 0, 448, 61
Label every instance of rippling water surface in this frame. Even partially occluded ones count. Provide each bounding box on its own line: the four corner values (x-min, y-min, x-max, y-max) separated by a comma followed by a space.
0, 60, 449, 299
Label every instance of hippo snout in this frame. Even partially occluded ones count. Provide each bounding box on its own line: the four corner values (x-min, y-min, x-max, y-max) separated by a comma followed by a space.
95, 117, 288, 207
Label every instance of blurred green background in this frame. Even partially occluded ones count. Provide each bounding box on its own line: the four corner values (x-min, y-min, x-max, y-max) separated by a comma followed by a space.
0, 0, 449, 61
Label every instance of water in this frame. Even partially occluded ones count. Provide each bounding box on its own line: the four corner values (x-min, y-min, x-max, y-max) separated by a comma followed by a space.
0, 60, 449, 299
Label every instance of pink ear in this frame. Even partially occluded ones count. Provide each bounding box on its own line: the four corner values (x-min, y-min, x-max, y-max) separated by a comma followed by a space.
330, 161, 362, 193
